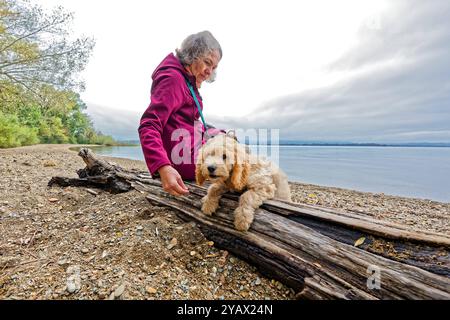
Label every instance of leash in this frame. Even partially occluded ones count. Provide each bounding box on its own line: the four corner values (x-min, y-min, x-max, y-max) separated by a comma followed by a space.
184, 77, 211, 140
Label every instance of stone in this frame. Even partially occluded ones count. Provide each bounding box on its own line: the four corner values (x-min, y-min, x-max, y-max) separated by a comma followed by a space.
66, 282, 77, 293
66, 265, 81, 294
58, 259, 68, 266
114, 284, 125, 297
167, 238, 177, 250
146, 286, 157, 294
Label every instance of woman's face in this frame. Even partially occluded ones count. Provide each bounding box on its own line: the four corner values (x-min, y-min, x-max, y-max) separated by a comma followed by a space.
188, 50, 220, 88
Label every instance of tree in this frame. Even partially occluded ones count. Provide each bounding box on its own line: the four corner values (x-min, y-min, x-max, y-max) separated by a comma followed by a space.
0, 0, 117, 148
0, 110, 38, 147
0, 0, 95, 96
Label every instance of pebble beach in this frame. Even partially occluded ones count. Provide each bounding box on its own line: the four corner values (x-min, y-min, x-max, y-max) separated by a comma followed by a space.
0, 144, 448, 300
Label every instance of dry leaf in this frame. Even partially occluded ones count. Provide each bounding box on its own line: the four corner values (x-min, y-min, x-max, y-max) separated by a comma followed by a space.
354, 237, 366, 247
43, 160, 57, 167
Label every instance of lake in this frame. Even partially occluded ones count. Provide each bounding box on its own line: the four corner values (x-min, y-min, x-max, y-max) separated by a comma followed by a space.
89, 145, 450, 203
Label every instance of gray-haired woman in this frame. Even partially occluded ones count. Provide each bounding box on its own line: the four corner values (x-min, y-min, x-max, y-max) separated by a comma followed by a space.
138, 31, 223, 196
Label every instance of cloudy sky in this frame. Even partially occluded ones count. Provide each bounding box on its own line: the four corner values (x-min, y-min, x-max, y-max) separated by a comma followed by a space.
36, 0, 450, 142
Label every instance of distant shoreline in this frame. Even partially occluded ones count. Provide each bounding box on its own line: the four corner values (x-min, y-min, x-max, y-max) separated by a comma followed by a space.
274, 143, 450, 147
117, 140, 450, 148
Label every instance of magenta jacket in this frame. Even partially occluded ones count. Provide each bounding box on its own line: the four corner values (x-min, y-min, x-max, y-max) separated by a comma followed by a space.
138, 53, 220, 180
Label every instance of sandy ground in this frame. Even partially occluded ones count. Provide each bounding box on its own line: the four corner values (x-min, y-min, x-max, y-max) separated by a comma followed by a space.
0, 144, 448, 300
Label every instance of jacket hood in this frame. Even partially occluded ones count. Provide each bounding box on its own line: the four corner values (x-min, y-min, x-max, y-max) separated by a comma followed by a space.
152, 53, 196, 85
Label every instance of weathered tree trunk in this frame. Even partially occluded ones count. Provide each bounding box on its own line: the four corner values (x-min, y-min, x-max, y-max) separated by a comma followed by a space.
49, 148, 450, 300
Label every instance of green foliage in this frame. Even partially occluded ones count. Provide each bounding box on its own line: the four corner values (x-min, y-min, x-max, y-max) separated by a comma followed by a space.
38, 116, 69, 144
17, 103, 42, 127
0, 82, 118, 147
0, 0, 117, 148
0, 111, 39, 147
90, 133, 116, 146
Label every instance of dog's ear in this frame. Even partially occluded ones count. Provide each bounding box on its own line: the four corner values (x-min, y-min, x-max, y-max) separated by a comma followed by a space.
231, 163, 249, 191
230, 144, 250, 191
195, 164, 205, 186
195, 150, 206, 186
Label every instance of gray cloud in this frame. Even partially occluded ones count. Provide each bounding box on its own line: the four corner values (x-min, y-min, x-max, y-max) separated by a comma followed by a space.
220, 0, 450, 142
87, 1, 450, 143
86, 103, 141, 140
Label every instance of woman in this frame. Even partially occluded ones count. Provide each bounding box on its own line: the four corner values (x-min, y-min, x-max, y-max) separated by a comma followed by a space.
138, 31, 222, 197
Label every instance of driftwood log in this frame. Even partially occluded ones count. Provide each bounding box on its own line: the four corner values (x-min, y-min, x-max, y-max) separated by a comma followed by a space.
49, 148, 450, 300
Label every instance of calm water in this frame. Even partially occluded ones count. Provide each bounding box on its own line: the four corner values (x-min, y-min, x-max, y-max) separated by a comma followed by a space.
90, 145, 450, 203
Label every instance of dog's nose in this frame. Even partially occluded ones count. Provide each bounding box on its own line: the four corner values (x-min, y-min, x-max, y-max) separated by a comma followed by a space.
207, 165, 216, 173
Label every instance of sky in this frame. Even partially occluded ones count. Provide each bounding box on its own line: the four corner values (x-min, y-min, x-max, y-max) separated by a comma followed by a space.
35, 0, 450, 142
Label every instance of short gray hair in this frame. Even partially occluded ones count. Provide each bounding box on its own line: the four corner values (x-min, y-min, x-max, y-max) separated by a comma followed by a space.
176, 31, 222, 67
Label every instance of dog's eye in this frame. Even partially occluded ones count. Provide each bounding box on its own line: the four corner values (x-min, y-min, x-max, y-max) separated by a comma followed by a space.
222, 154, 227, 160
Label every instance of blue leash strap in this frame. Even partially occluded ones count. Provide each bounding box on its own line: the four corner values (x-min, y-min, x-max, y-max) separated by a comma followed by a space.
184, 77, 211, 140
185, 78, 207, 127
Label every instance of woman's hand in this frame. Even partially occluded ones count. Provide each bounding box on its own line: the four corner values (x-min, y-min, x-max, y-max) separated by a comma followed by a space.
158, 165, 189, 196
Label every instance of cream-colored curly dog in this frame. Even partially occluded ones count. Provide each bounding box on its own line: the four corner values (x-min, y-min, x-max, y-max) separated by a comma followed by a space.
196, 134, 291, 231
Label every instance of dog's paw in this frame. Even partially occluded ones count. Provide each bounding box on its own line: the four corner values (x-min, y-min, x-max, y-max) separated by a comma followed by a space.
234, 207, 253, 232
201, 196, 218, 215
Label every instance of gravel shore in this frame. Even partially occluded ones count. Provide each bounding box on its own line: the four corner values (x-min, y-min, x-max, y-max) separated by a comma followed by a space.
0, 144, 448, 300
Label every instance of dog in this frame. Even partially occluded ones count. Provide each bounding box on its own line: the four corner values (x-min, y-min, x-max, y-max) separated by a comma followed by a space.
195, 133, 291, 231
